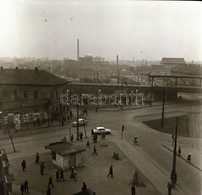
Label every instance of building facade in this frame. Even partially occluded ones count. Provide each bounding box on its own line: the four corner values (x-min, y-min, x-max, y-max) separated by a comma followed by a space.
0, 67, 68, 130
160, 57, 186, 74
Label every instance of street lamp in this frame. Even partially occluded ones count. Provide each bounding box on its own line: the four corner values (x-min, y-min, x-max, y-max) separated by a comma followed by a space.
96, 90, 101, 112
170, 117, 178, 187
76, 103, 80, 140
161, 88, 166, 128
154, 84, 166, 129
135, 90, 139, 105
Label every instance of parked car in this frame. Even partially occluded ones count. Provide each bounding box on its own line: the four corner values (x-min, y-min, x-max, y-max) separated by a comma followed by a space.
92, 127, 111, 135
72, 119, 87, 127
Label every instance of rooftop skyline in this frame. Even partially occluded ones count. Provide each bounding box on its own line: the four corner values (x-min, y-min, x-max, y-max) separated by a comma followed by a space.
0, 1, 202, 61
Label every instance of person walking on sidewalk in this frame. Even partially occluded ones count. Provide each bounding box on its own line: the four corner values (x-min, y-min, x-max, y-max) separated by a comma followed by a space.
40, 161, 45, 175
21, 160, 26, 172
70, 166, 77, 182
167, 182, 172, 195
92, 145, 97, 155
178, 147, 181, 156
131, 185, 136, 195
48, 176, 54, 188
80, 132, 83, 142
46, 187, 51, 195
59, 170, 65, 181
56, 169, 60, 182
20, 183, 25, 195
107, 165, 113, 178
70, 134, 74, 143
35, 152, 40, 165
86, 140, 90, 148
81, 182, 87, 191
24, 180, 29, 193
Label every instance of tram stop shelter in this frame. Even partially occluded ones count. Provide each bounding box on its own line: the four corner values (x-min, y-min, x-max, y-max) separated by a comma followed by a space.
45, 141, 85, 170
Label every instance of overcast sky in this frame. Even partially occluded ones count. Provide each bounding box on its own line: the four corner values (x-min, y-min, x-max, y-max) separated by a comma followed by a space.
0, 0, 202, 61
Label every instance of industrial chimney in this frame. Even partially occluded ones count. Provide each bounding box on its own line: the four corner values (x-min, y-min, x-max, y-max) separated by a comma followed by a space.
77, 39, 79, 61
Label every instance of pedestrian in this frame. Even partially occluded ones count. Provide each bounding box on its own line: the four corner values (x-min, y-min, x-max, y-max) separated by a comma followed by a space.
70, 134, 74, 143
172, 134, 175, 146
46, 187, 51, 195
70, 109, 73, 119
93, 134, 97, 143
81, 182, 87, 191
131, 185, 136, 195
86, 140, 90, 148
70, 166, 77, 182
56, 169, 60, 182
35, 152, 40, 164
48, 176, 54, 188
20, 183, 25, 195
80, 132, 83, 142
92, 145, 97, 155
178, 147, 181, 156
107, 165, 113, 178
101, 132, 105, 140
24, 180, 29, 193
59, 169, 65, 181
167, 182, 172, 195
21, 160, 26, 172
187, 153, 191, 162
62, 136, 67, 142
40, 161, 45, 175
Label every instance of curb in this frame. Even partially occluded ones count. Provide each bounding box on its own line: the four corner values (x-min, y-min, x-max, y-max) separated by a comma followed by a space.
162, 144, 202, 172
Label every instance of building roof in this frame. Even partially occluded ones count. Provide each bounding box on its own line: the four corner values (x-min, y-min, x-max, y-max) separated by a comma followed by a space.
160, 58, 186, 65
45, 141, 86, 156
0, 67, 67, 86
171, 64, 202, 76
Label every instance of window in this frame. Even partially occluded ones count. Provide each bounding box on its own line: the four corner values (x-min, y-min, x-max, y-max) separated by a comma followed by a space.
56, 90, 58, 98
13, 90, 17, 99
34, 90, 38, 99
24, 90, 28, 98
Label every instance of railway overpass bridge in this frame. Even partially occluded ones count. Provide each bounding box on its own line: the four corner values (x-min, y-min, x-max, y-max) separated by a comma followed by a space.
68, 82, 202, 102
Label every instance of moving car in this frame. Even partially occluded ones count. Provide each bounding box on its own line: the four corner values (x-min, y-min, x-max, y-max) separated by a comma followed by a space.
92, 127, 111, 135
72, 119, 87, 127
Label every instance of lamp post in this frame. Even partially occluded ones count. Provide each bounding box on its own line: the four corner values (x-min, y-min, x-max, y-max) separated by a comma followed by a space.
154, 84, 166, 129
135, 90, 139, 105
76, 103, 80, 140
170, 117, 178, 187
96, 90, 101, 112
161, 88, 166, 128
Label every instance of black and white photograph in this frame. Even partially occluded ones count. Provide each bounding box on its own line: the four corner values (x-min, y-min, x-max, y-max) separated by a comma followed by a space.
0, 1, 201, 195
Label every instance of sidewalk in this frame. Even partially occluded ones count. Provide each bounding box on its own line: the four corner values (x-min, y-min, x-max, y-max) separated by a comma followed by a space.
162, 140, 202, 172
108, 134, 187, 195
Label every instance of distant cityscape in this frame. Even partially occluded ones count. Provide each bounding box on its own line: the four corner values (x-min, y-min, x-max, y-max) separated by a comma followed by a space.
0, 56, 201, 85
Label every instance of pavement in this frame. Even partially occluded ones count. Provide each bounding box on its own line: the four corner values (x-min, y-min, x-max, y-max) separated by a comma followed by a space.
1, 101, 202, 195
7, 137, 162, 195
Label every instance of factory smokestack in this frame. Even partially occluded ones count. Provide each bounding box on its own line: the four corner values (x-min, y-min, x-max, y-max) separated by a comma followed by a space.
117, 55, 119, 84
77, 39, 79, 61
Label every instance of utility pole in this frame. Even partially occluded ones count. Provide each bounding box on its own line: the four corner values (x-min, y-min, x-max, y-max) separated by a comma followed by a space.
161, 88, 166, 128
117, 55, 119, 84
170, 117, 178, 187
76, 103, 80, 140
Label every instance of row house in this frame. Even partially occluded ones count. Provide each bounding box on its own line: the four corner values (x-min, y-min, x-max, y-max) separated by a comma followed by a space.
0, 67, 68, 129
